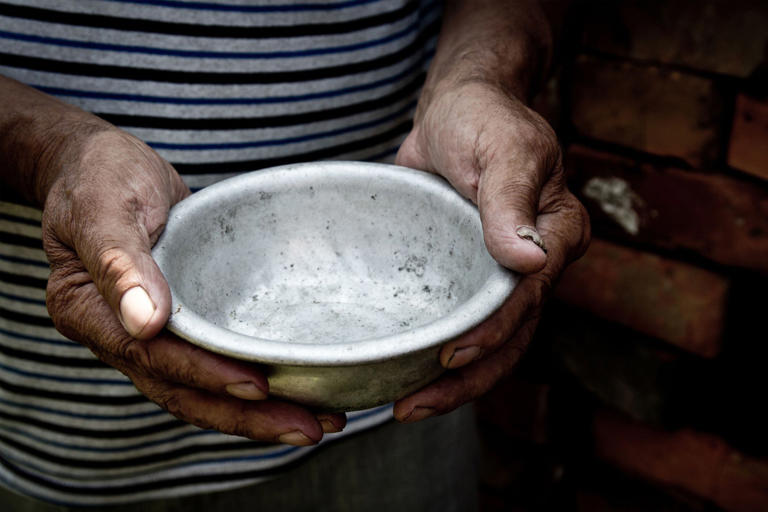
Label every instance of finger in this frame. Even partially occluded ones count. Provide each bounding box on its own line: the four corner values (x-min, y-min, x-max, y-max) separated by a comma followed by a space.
44, 210, 169, 339
43, 166, 188, 341
536, 189, 592, 270
130, 333, 270, 400
476, 144, 552, 274
136, 380, 325, 445
438, 190, 587, 370
47, 263, 269, 400
393, 316, 540, 423
315, 413, 348, 434
439, 275, 542, 369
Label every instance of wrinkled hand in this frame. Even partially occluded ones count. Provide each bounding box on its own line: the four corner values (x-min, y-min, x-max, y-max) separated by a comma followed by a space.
42, 127, 344, 444
393, 79, 590, 422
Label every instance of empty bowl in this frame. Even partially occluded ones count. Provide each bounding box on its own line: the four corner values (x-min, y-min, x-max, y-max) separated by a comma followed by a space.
152, 161, 516, 411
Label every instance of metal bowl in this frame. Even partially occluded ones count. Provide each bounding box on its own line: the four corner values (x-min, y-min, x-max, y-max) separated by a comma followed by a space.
152, 161, 516, 411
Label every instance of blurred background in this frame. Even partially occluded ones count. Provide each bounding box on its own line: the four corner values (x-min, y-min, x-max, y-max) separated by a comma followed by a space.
475, 1, 768, 510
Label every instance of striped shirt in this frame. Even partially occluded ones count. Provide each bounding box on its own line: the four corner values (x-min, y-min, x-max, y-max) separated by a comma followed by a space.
0, 0, 440, 505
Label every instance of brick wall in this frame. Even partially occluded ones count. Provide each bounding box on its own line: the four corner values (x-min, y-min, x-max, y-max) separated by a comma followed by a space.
477, 2, 768, 510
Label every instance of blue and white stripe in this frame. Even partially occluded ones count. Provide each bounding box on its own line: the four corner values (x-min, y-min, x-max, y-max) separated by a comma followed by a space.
0, 0, 437, 505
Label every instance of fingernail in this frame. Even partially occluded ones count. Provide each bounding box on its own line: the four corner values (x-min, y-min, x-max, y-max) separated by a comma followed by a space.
516, 225, 547, 253
319, 419, 341, 434
226, 382, 267, 400
120, 286, 156, 337
278, 430, 314, 446
402, 406, 436, 423
445, 346, 482, 369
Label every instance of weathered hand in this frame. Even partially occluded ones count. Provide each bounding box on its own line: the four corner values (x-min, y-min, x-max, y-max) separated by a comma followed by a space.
393, 79, 590, 422
41, 127, 344, 443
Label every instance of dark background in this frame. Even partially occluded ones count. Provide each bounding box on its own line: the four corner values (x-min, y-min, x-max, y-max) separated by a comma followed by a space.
475, 1, 768, 510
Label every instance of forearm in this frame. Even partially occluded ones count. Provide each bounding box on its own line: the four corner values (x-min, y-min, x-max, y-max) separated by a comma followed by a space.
0, 75, 109, 206
425, 0, 553, 104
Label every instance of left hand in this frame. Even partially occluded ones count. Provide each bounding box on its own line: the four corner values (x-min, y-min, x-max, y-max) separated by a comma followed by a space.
393, 78, 590, 422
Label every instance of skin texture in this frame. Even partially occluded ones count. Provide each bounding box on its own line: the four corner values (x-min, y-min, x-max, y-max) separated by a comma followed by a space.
392, 0, 590, 422
392, 81, 589, 423
0, 0, 588, 444
41, 128, 347, 445
0, 78, 345, 445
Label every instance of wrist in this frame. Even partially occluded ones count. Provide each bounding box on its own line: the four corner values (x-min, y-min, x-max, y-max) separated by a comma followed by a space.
428, 36, 547, 100
30, 113, 112, 206
419, 0, 552, 112
0, 76, 110, 206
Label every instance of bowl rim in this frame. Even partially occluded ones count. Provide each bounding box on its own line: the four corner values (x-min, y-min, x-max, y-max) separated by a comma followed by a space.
152, 161, 517, 366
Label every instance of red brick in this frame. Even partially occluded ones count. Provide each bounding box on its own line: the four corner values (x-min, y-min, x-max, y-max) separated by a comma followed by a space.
593, 409, 768, 512
580, 0, 768, 78
566, 145, 768, 273
728, 93, 768, 180
570, 56, 725, 167
545, 304, 683, 426
554, 238, 728, 358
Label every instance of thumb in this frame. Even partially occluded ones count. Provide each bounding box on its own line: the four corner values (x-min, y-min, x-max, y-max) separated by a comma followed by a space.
477, 164, 548, 274
73, 206, 172, 340
115, 248, 170, 340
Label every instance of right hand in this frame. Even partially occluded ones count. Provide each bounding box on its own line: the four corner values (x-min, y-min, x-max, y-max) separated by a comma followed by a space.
41, 126, 344, 445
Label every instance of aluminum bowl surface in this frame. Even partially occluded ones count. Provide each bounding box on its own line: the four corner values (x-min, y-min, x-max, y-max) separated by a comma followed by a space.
152, 161, 516, 410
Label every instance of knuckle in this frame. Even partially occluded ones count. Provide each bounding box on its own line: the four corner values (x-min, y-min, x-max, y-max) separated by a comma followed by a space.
561, 193, 592, 261
461, 171, 481, 200
46, 303, 76, 342
140, 382, 199, 427
150, 387, 221, 435
491, 326, 508, 348
41, 214, 72, 264
155, 390, 195, 424
173, 360, 202, 388
529, 273, 554, 300
93, 246, 133, 289
487, 177, 540, 215
146, 218, 168, 245
502, 344, 528, 372
498, 175, 540, 200
219, 402, 258, 439
45, 272, 90, 342
45, 268, 136, 370
510, 342, 528, 358
539, 171, 572, 212
127, 340, 206, 389
513, 112, 560, 161
45, 274, 73, 324
536, 191, 591, 266
117, 339, 154, 374
229, 419, 258, 440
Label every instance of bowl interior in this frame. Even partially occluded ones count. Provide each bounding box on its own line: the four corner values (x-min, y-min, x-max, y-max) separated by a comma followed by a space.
155, 162, 514, 364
